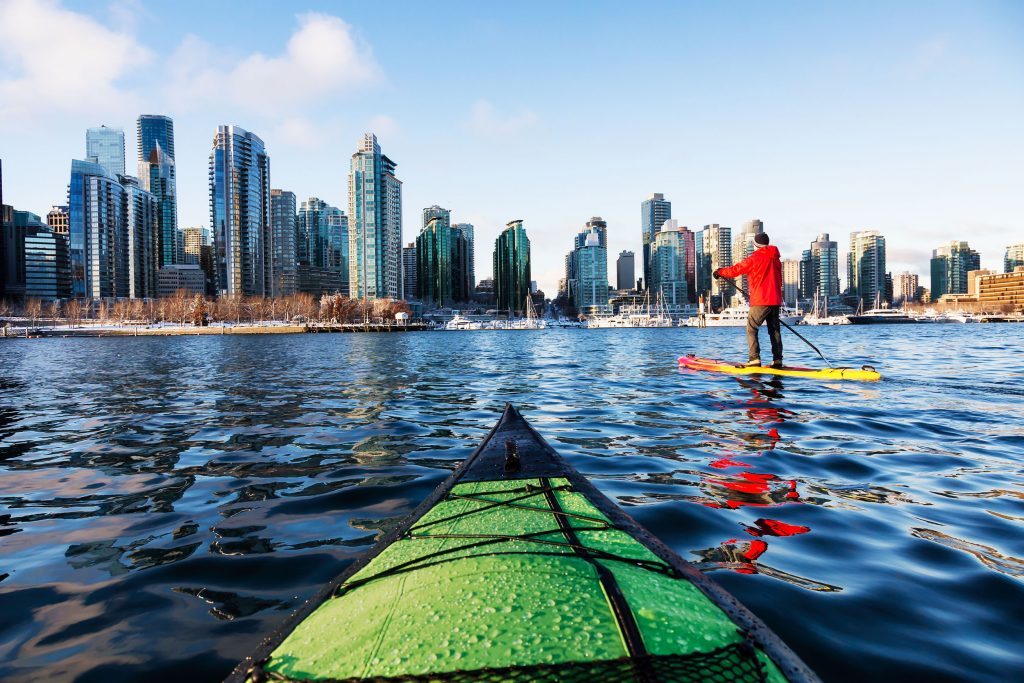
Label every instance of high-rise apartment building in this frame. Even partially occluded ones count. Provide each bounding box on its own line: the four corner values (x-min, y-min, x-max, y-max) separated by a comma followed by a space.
730, 219, 764, 303
402, 242, 417, 300
893, 272, 920, 305
86, 125, 125, 177
349, 134, 402, 300
575, 229, 608, 312
452, 223, 475, 292
121, 175, 159, 299
209, 125, 272, 297
583, 217, 608, 248
494, 220, 531, 314
799, 233, 840, 301
616, 251, 635, 291
1004, 243, 1024, 274
847, 230, 887, 306
68, 159, 127, 298
930, 240, 980, 299
641, 194, 671, 290
47, 206, 69, 235
270, 190, 297, 296
650, 220, 690, 307
695, 224, 732, 306
138, 115, 178, 267
782, 259, 800, 307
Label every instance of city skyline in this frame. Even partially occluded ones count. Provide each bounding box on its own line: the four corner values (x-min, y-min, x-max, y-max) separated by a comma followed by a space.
1, 1, 1022, 294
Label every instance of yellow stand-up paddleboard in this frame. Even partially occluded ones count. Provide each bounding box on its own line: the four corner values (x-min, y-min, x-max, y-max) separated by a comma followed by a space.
679, 354, 881, 381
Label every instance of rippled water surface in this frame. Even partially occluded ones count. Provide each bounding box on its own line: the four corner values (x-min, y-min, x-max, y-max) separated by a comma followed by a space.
1, 326, 1022, 681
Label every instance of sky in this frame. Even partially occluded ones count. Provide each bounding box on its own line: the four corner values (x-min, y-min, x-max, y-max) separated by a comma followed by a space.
1, 0, 1023, 294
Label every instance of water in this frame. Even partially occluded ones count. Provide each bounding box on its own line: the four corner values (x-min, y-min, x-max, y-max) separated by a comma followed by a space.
1, 326, 1022, 682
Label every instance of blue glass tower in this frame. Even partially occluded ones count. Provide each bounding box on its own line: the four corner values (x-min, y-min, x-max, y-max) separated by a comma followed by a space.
137, 115, 178, 267
209, 125, 273, 296
86, 126, 125, 177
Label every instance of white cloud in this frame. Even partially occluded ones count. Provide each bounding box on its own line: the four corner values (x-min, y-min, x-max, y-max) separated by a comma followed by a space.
0, 0, 152, 124
273, 116, 320, 148
367, 114, 399, 140
468, 99, 539, 136
167, 13, 381, 114
909, 35, 949, 76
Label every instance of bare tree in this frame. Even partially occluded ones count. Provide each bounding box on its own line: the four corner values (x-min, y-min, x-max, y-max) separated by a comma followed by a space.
48, 299, 62, 327
130, 299, 145, 327
189, 294, 208, 326
25, 298, 42, 327
65, 299, 83, 328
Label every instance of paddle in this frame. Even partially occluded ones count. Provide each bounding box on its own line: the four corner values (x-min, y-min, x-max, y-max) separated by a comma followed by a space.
723, 279, 836, 368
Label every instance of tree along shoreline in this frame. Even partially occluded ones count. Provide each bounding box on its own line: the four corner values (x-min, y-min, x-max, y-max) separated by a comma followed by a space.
0, 291, 413, 332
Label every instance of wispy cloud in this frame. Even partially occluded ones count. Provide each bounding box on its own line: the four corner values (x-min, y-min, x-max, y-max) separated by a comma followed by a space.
908, 35, 950, 75
0, 0, 152, 124
167, 13, 382, 114
467, 99, 539, 136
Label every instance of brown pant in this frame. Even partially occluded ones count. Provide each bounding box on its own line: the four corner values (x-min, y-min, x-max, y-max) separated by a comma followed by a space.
747, 306, 783, 362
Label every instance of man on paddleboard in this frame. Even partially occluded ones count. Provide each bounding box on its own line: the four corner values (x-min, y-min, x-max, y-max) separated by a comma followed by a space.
713, 232, 784, 368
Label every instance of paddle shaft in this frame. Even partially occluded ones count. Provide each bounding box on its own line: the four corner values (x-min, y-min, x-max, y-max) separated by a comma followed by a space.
724, 279, 835, 368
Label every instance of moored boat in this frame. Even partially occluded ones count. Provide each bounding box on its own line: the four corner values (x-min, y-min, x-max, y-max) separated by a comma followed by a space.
228, 404, 819, 683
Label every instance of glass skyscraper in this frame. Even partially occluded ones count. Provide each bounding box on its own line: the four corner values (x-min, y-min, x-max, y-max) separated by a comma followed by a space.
16, 211, 71, 301
348, 134, 402, 300
209, 125, 273, 297
799, 233, 840, 301
847, 230, 887, 306
930, 240, 980, 298
68, 159, 127, 299
452, 222, 475, 292
86, 126, 125, 177
121, 175, 159, 299
494, 220, 531, 314
402, 242, 417, 301
138, 115, 178, 267
417, 207, 453, 306
651, 221, 690, 308
616, 250, 635, 291
641, 194, 671, 290
575, 229, 608, 312
270, 190, 297, 296
695, 224, 732, 307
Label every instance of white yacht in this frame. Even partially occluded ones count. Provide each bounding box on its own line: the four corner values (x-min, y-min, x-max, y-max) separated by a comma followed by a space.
444, 314, 485, 331
682, 305, 803, 328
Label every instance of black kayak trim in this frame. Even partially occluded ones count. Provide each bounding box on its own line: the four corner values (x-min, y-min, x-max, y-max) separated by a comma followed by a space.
228, 403, 820, 683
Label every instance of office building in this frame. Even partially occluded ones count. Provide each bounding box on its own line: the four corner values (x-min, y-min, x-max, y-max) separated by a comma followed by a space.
847, 230, 887, 306
157, 264, 205, 297
575, 229, 608, 312
296, 196, 346, 295
650, 220, 690, 307
641, 193, 671, 290
1004, 243, 1024, 274
24, 222, 71, 301
893, 272, 920, 305
782, 259, 800, 307
493, 220, 531, 314
182, 226, 208, 265
209, 125, 272, 296
47, 206, 69, 235
972, 268, 1024, 309
695, 224, 732, 307
402, 242, 417, 300
416, 206, 453, 306
930, 240, 980, 299
349, 133, 402, 300
616, 250, 635, 291
453, 223, 475, 291
86, 125, 125, 177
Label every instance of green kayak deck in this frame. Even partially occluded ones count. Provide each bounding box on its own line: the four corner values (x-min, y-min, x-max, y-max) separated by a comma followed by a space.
230, 405, 819, 683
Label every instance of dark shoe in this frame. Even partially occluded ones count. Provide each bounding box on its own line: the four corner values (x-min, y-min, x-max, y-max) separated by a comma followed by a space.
742, 359, 762, 367
771, 360, 784, 369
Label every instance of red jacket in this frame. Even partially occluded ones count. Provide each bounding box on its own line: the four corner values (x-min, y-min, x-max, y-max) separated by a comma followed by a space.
718, 245, 783, 306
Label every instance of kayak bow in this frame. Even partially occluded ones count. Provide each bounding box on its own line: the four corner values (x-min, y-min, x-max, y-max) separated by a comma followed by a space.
229, 404, 819, 683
